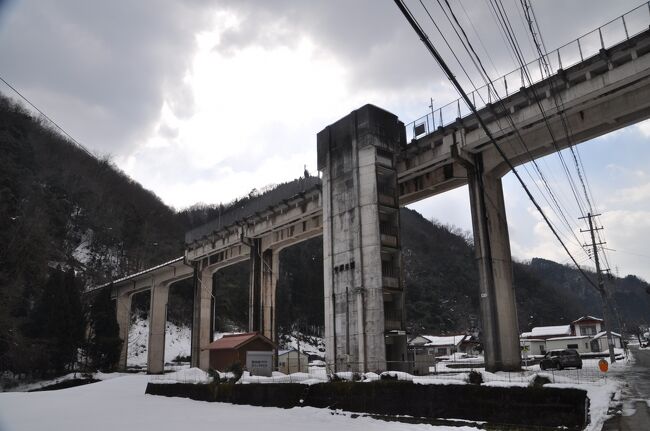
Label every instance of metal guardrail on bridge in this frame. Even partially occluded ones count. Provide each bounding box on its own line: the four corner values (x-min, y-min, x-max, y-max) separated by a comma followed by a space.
405, 2, 650, 142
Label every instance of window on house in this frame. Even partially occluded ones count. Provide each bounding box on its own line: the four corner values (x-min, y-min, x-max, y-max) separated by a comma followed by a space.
436, 348, 447, 356
567, 344, 578, 349
580, 325, 597, 335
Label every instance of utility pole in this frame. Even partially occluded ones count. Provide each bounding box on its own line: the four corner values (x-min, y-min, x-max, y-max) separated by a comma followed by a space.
580, 212, 616, 363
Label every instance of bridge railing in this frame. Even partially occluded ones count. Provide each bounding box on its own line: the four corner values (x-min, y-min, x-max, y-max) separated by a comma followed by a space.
405, 2, 650, 142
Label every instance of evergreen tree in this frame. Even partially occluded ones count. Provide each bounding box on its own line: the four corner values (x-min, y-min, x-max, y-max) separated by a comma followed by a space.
87, 287, 122, 371
29, 266, 85, 373
62, 268, 85, 368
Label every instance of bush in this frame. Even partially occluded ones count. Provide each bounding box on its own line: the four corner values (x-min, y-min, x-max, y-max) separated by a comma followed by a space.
173, 354, 191, 363
530, 374, 551, 388
207, 368, 222, 383
467, 370, 483, 385
226, 361, 243, 382
380, 372, 398, 381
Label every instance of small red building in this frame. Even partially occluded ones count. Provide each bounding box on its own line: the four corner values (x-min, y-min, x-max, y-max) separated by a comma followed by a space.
204, 332, 274, 371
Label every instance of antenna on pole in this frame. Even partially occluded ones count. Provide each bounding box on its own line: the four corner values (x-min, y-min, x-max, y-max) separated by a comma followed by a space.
429, 97, 436, 129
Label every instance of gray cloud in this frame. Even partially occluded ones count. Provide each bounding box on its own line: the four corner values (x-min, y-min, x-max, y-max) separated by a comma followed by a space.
0, 0, 215, 154
0, 0, 641, 156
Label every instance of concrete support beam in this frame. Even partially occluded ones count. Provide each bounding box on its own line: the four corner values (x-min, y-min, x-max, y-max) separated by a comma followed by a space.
147, 283, 170, 374
261, 249, 279, 342
116, 292, 132, 371
467, 154, 521, 372
248, 238, 262, 332
317, 104, 407, 373
191, 264, 212, 370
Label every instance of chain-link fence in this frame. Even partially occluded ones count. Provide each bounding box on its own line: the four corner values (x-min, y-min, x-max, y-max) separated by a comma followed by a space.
150, 353, 630, 386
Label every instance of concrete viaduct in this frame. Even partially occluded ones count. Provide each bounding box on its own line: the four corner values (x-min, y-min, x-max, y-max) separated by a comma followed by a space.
98, 23, 650, 374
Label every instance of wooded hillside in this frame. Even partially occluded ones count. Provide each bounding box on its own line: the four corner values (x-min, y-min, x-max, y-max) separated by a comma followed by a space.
1, 93, 649, 373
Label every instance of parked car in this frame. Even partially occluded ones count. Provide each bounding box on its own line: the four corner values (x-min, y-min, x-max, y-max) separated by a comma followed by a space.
539, 349, 582, 370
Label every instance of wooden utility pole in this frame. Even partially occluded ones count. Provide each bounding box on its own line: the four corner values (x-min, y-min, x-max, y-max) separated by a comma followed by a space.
580, 213, 616, 363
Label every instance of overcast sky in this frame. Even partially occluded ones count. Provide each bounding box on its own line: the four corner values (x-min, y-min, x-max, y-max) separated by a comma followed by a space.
1, 0, 649, 282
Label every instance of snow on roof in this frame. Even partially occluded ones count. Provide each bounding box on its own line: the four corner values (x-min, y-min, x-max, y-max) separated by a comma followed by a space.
421, 335, 466, 346
521, 325, 571, 338
204, 332, 274, 350
546, 335, 590, 341
89, 256, 187, 291
572, 315, 603, 324
592, 331, 621, 340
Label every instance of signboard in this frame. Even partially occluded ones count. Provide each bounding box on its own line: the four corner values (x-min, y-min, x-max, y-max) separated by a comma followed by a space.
598, 358, 609, 372
246, 351, 273, 377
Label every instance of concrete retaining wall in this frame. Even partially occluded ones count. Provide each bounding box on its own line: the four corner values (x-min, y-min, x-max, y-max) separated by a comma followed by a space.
146, 380, 588, 429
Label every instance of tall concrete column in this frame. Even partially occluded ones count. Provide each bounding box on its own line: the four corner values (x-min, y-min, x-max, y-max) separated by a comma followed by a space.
317, 104, 407, 373
261, 249, 279, 342
116, 292, 132, 371
249, 238, 262, 332
147, 283, 170, 374
191, 263, 212, 370
467, 154, 521, 371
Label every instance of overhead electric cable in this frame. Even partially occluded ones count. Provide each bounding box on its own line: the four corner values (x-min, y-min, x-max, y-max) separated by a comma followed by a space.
434, 0, 588, 252
393, 0, 599, 289
0, 74, 95, 158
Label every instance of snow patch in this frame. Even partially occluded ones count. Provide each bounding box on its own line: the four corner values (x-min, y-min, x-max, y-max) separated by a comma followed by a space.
150, 368, 212, 385
127, 318, 191, 368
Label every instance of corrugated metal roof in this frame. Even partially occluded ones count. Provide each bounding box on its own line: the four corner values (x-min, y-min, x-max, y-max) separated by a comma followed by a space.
204, 332, 274, 350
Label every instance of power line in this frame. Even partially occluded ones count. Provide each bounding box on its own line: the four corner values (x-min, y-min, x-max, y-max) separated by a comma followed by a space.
520, 0, 614, 271
393, 0, 599, 290
472, 0, 592, 253
432, 0, 588, 254
0, 74, 95, 159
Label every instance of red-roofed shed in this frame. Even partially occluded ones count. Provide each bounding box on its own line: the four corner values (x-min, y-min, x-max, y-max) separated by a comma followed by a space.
205, 332, 274, 371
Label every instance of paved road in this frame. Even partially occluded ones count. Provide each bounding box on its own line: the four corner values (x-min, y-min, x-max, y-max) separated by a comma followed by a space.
602, 346, 650, 431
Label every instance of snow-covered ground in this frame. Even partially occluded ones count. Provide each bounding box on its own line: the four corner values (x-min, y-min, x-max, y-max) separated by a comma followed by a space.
279, 333, 325, 359
127, 318, 191, 367
1, 355, 628, 431
1, 371, 128, 393
0, 374, 481, 431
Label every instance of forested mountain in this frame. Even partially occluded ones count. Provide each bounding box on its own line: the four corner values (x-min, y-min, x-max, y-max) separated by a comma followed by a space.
2, 93, 649, 374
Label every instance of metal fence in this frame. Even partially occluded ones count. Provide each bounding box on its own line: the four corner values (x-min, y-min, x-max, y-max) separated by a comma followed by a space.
405, 2, 650, 142
149, 354, 630, 386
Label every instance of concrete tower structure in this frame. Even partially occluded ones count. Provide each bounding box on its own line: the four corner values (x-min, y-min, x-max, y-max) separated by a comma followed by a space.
317, 104, 408, 372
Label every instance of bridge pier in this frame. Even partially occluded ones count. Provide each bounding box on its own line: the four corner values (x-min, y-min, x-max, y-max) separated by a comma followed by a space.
248, 238, 262, 332
261, 248, 279, 343
191, 263, 212, 370
116, 292, 132, 371
147, 283, 169, 374
467, 154, 521, 372
318, 104, 407, 373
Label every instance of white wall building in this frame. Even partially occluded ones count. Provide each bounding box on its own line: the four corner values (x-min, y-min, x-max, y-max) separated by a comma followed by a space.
277, 349, 308, 374
520, 316, 622, 356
